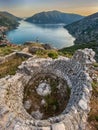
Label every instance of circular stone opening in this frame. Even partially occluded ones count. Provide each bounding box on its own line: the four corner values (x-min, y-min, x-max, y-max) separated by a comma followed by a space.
23, 73, 70, 120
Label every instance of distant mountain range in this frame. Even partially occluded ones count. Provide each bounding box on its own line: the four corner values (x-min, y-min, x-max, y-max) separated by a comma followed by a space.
65, 12, 98, 44
25, 10, 84, 24
0, 10, 98, 46
0, 11, 21, 29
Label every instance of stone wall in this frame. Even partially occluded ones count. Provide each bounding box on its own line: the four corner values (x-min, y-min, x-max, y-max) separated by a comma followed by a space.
0, 52, 32, 65
0, 48, 95, 130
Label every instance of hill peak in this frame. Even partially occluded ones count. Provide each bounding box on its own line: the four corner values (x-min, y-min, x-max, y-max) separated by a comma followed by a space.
25, 10, 84, 24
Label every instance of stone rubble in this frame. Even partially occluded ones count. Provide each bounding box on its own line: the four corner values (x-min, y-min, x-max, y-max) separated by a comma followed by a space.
24, 100, 32, 110
0, 48, 95, 130
31, 110, 43, 120
36, 83, 51, 96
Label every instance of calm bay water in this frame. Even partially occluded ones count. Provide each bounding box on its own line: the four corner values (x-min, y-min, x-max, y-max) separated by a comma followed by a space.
6, 21, 75, 49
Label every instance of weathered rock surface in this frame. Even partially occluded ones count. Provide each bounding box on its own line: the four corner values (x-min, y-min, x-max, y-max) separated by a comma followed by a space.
0, 48, 95, 130
36, 83, 51, 96
24, 100, 32, 110
42, 44, 54, 50
31, 110, 43, 120
28, 46, 45, 54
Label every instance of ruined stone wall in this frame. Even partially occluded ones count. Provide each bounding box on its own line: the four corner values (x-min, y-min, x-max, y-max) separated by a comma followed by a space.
0, 52, 32, 65
0, 48, 95, 130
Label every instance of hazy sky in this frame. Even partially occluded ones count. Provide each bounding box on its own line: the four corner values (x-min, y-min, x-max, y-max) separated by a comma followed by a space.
0, 0, 98, 17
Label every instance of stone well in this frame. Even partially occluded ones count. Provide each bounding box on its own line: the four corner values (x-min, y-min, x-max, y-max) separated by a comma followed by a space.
0, 49, 95, 130
23, 70, 70, 120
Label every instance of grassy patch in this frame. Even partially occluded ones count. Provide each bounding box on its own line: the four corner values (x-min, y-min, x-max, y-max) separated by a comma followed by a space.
88, 78, 98, 130
0, 56, 26, 78
36, 49, 47, 58
0, 46, 13, 56
44, 95, 59, 112
48, 50, 58, 59
24, 42, 59, 59
93, 63, 98, 68
59, 42, 98, 59
24, 42, 42, 47
92, 80, 98, 92
28, 42, 43, 47
0, 46, 23, 56
36, 49, 59, 59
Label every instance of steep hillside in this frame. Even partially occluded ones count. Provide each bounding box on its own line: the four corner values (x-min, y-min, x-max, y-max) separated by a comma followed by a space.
65, 12, 98, 44
59, 42, 98, 61
25, 10, 84, 24
0, 11, 21, 29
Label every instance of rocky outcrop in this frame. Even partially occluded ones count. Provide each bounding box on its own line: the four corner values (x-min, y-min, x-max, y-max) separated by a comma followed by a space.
28, 46, 45, 54
42, 44, 55, 50
0, 49, 95, 130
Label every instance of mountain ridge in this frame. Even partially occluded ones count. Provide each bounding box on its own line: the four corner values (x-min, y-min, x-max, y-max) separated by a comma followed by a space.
65, 12, 98, 44
0, 11, 21, 29
25, 10, 84, 24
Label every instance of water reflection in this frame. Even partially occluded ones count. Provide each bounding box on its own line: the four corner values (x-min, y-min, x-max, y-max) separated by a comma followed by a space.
6, 21, 75, 49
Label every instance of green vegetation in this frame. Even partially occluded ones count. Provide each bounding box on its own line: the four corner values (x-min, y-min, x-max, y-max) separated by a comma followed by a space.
0, 46, 23, 56
44, 95, 59, 112
92, 80, 98, 95
0, 46, 14, 56
36, 49, 59, 59
48, 51, 58, 59
0, 12, 20, 29
36, 49, 47, 57
59, 42, 98, 60
0, 45, 26, 78
0, 55, 26, 78
27, 42, 43, 47
24, 42, 59, 59
93, 62, 98, 68
88, 78, 98, 129
65, 12, 98, 44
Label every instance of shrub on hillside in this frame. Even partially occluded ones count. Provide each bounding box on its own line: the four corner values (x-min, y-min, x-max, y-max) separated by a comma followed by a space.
48, 51, 58, 59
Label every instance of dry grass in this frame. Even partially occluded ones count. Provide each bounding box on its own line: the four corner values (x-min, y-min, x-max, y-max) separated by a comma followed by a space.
36, 49, 58, 59
88, 69, 98, 130
0, 55, 26, 78
0, 45, 23, 56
